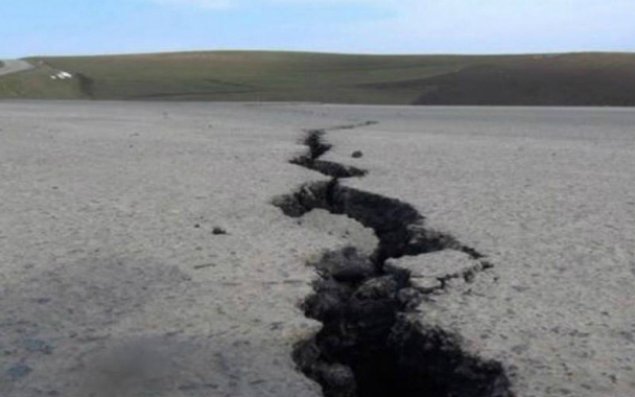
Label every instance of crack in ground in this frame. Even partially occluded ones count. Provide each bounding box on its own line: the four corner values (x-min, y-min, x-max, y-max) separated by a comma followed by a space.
290, 127, 368, 178
273, 180, 485, 264
273, 122, 514, 397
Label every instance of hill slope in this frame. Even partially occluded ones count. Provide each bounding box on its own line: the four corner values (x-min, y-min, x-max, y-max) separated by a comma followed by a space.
1, 51, 635, 105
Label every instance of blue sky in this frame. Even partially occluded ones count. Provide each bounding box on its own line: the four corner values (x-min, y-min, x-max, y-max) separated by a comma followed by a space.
1, 0, 634, 57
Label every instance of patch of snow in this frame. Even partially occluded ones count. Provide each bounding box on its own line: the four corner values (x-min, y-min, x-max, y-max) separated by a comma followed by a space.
50, 71, 74, 80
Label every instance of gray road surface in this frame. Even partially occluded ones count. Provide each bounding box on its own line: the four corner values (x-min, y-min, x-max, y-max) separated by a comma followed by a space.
0, 101, 633, 397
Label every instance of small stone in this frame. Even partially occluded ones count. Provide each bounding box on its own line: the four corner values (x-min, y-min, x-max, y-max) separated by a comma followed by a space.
351, 151, 363, 158
212, 227, 227, 235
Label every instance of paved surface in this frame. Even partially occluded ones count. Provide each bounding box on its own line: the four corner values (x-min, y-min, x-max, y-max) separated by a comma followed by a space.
324, 106, 635, 397
0, 60, 33, 77
0, 101, 634, 396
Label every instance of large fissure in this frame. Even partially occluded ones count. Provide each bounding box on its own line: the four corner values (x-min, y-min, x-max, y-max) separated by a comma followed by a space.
274, 123, 514, 397
273, 180, 484, 263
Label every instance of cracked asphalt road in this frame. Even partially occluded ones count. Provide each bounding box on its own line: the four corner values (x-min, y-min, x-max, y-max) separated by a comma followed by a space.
0, 101, 634, 397
275, 126, 512, 396
323, 106, 635, 397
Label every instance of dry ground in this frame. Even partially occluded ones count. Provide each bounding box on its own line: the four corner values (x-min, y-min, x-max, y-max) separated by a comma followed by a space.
0, 101, 633, 397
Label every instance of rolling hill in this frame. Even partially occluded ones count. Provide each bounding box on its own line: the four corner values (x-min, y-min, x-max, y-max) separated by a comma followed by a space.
1, 51, 635, 105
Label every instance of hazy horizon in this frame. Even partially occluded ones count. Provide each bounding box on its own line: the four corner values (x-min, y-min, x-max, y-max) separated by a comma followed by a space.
2, 0, 634, 58
9, 49, 635, 60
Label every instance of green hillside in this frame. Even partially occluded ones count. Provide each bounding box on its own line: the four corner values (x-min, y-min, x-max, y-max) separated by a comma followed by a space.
2, 51, 635, 105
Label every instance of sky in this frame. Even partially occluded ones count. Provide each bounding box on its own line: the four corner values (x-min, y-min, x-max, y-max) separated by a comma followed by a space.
1, 0, 634, 58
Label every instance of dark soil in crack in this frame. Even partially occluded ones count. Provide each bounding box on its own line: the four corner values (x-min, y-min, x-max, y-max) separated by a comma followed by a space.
273, 122, 514, 397
291, 128, 367, 178
273, 180, 483, 263
294, 248, 512, 397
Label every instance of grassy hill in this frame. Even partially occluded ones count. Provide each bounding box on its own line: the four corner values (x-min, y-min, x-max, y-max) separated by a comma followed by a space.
2, 51, 635, 105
